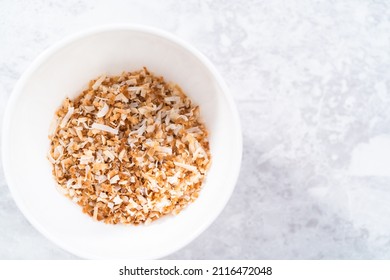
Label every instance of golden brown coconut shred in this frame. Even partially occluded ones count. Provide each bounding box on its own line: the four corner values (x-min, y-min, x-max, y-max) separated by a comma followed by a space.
48, 68, 211, 225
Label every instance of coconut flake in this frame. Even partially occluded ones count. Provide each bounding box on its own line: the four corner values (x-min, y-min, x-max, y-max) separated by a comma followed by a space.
144, 218, 152, 225
91, 123, 118, 134
144, 174, 160, 191
137, 195, 147, 205
174, 161, 198, 172
103, 150, 115, 161
54, 145, 64, 157
93, 205, 99, 220
127, 86, 143, 93
186, 127, 203, 134
92, 75, 106, 90
47, 152, 56, 164
129, 102, 139, 108
60, 107, 74, 128
155, 197, 171, 211
75, 127, 84, 140
126, 78, 137, 85
79, 155, 94, 164
115, 93, 129, 103
155, 146, 172, 154
99, 192, 108, 199
84, 165, 90, 181
167, 171, 181, 185
127, 198, 139, 209
110, 175, 120, 184
113, 195, 123, 205
96, 175, 107, 183
96, 102, 109, 118
164, 96, 180, 103
83, 105, 95, 113
138, 107, 149, 115
136, 122, 146, 136
118, 149, 126, 162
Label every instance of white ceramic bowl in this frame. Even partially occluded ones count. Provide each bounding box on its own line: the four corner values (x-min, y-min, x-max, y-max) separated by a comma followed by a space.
2, 25, 242, 259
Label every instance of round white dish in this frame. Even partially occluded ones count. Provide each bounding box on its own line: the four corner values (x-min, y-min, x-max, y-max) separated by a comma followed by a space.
2, 25, 242, 259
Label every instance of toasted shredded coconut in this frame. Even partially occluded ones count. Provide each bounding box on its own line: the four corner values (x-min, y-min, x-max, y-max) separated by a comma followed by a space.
174, 161, 198, 172
115, 93, 129, 103
60, 106, 74, 128
92, 75, 106, 90
91, 123, 118, 134
155, 146, 173, 154
96, 102, 109, 118
113, 195, 123, 205
103, 150, 115, 161
48, 68, 211, 225
110, 175, 120, 184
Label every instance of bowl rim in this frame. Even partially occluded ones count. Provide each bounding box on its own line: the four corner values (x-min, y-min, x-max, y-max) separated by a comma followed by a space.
1, 24, 243, 259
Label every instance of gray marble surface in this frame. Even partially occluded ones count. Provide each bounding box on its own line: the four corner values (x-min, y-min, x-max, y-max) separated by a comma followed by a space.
2, 0, 390, 259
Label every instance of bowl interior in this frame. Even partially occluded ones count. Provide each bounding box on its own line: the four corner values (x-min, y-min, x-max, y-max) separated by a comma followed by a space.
3, 27, 242, 259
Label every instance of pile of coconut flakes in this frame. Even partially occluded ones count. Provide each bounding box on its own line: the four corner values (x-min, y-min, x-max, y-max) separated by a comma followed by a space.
48, 68, 211, 225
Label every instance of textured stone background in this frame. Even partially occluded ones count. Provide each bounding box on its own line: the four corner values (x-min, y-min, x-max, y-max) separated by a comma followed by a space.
2, 0, 390, 259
